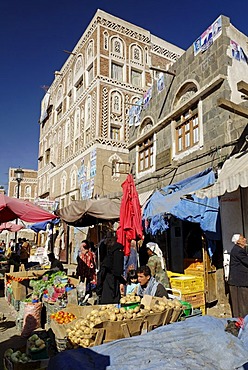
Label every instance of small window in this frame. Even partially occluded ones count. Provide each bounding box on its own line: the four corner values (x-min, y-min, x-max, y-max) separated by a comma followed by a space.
138, 137, 153, 172
131, 69, 142, 87
45, 149, 50, 164
87, 64, 93, 85
56, 103, 62, 119
103, 31, 109, 50
85, 128, 91, 144
110, 126, 120, 140
111, 63, 123, 81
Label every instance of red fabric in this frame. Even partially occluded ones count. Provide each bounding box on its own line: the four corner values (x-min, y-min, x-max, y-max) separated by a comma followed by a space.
0, 222, 24, 232
117, 174, 143, 256
0, 194, 56, 223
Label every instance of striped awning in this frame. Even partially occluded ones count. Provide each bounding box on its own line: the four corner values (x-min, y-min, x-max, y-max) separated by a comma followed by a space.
196, 151, 248, 198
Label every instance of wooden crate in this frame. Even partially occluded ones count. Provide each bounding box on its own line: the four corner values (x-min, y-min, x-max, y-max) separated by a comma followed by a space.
181, 291, 205, 308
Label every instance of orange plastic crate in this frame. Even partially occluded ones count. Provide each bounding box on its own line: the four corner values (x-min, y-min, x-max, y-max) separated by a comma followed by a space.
170, 275, 204, 294
184, 268, 204, 276
184, 259, 203, 270
181, 291, 205, 308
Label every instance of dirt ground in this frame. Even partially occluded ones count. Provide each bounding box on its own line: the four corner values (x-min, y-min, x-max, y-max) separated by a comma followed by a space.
0, 280, 232, 370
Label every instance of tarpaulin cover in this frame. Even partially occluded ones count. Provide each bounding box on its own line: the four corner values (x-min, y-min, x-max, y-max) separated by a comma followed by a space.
56, 198, 120, 227
0, 194, 57, 223
143, 168, 219, 234
48, 316, 248, 370
117, 174, 143, 256
29, 218, 60, 233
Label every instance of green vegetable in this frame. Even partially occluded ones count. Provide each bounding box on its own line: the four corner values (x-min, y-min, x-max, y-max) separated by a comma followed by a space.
4, 348, 13, 358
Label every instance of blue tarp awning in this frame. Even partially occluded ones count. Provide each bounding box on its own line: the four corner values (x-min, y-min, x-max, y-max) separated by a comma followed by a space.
143, 168, 219, 234
29, 218, 60, 233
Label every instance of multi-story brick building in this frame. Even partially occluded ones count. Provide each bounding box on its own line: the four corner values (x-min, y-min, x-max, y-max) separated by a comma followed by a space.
8, 168, 37, 201
38, 9, 183, 208
7, 168, 38, 243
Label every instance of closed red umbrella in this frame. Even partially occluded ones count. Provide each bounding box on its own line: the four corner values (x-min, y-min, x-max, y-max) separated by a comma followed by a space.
117, 174, 143, 256
0, 222, 24, 232
0, 194, 57, 223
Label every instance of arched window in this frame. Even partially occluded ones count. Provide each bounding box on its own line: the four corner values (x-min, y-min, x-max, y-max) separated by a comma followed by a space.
56, 85, 63, 104
172, 81, 202, 157
85, 95, 91, 128
65, 119, 70, 143
61, 172, 67, 194
70, 169, 77, 189
86, 40, 94, 63
103, 31, 109, 50
74, 108, 80, 138
111, 91, 122, 114
111, 37, 124, 57
109, 153, 122, 178
131, 45, 142, 63
24, 185, 31, 199
75, 57, 83, 75
67, 70, 72, 90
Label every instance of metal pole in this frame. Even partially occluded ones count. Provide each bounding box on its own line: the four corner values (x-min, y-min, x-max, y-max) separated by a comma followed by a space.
14, 179, 21, 243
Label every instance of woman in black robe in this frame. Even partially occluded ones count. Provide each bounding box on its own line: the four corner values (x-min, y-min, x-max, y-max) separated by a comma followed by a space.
97, 239, 126, 304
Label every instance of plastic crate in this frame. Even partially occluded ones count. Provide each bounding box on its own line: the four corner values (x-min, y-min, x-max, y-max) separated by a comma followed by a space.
167, 271, 184, 278
184, 258, 203, 270
181, 291, 205, 308
170, 275, 204, 294
184, 268, 204, 276
55, 336, 68, 352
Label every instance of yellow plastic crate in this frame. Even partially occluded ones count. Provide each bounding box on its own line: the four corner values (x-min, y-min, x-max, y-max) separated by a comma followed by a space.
181, 291, 205, 308
167, 271, 184, 278
170, 275, 204, 294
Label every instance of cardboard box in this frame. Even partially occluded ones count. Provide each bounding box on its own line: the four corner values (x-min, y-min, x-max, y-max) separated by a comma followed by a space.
6, 270, 48, 301
50, 304, 101, 339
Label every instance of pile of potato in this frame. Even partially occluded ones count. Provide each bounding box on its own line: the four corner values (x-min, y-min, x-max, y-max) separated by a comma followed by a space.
66, 294, 183, 348
120, 292, 141, 304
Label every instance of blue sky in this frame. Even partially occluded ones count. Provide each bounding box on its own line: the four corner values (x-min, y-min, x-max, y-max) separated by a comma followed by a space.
1, 0, 248, 190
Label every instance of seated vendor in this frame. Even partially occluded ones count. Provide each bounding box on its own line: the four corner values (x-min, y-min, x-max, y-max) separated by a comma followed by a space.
137, 265, 169, 298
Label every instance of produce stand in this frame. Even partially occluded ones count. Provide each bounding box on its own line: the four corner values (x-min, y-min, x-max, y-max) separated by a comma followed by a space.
3, 265, 186, 369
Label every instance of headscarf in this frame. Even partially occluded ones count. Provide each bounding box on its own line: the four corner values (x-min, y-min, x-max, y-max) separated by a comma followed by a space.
231, 234, 240, 244
146, 242, 165, 270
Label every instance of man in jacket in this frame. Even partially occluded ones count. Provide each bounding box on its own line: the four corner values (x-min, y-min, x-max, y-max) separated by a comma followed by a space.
137, 265, 169, 298
228, 234, 248, 317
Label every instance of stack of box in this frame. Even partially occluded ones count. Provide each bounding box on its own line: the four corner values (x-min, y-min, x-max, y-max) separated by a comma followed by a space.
169, 273, 205, 314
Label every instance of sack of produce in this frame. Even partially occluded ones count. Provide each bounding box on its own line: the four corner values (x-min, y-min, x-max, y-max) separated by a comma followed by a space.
21, 302, 42, 337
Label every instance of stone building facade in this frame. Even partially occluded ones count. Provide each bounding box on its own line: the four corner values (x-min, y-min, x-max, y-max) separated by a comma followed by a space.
38, 10, 183, 207
128, 15, 248, 305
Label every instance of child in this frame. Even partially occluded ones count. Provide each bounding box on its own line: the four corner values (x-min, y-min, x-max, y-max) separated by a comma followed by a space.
126, 269, 138, 295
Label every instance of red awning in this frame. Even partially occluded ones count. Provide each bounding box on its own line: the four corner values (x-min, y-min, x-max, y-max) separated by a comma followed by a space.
0, 222, 24, 232
0, 194, 57, 223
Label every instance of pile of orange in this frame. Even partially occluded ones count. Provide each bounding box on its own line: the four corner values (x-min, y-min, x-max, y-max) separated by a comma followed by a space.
51, 310, 76, 324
